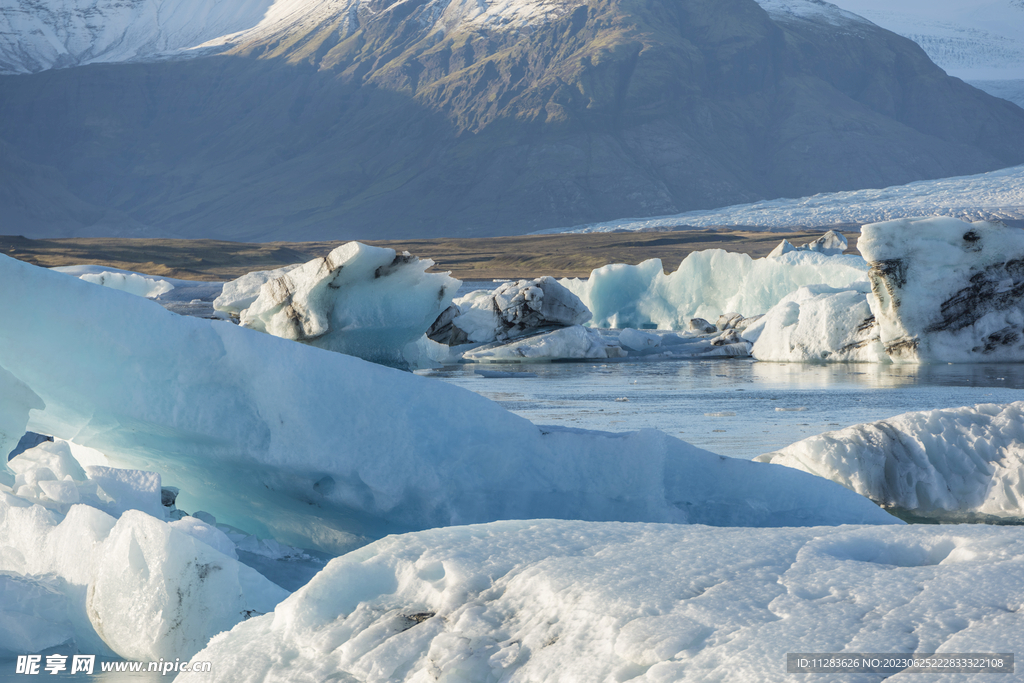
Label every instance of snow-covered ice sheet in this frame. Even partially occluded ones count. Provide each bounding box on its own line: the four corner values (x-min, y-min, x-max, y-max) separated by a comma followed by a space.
561, 250, 868, 328
758, 401, 1024, 522
860, 217, 1024, 362
240, 242, 458, 368
746, 282, 888, 362
184, 519, 1023, 683
537, 164, 1024, 234
0, 254, 895, 555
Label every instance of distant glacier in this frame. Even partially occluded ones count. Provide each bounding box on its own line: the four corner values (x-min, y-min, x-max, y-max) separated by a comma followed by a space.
538, 163, 1024, 234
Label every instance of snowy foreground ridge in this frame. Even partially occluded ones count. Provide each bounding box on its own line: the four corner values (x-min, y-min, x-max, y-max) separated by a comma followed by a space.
183, 520, 1024, 683
0, 254, 894, 557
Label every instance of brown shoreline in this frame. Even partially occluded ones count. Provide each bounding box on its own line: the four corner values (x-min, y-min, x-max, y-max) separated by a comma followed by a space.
0, 229, 860, 281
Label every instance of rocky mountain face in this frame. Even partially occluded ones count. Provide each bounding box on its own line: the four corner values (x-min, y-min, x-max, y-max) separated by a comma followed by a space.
1, 0, 1023, 240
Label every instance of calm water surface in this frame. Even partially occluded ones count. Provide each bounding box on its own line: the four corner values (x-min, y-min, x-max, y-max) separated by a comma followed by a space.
425, 360, 1024, 459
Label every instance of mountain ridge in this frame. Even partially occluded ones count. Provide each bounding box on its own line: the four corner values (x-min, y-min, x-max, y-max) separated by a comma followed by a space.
0, 0, 1023, 240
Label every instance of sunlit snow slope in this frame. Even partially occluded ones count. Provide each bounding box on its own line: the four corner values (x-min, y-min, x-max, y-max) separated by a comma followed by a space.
0, 0, 584, 74
0, 0, 273, 73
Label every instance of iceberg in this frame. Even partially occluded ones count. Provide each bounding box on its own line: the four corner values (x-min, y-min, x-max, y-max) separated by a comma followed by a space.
756, 402, 1024, 522
767, 229, 849, 258
745, 283, 888, 362
240, 242, 459, 367
0, 254, 894, 555
859, 217, 1024, 362
561, 249, 868, 330
428, 277, 591, 345
183, 520, 1024, 683
463, 325, 627, 362
213, 264, 301, 316
53, 266, 175, 298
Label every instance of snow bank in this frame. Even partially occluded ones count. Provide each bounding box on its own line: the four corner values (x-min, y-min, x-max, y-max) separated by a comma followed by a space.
0, 254, 895, 554
860, 217, 1024, 362
213, 264, 301, 315
428, 277, 590, 345
757, 402, 1024, 522
240, 242, 459, 367
561, 250, 868, 329
746, 282, 888, 362
184, 520, 1023, 683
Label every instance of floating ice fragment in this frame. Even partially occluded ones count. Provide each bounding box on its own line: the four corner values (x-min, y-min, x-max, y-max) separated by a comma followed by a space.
704, 412, 736, 417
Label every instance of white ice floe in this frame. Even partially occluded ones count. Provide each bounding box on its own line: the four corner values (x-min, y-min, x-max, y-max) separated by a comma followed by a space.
0, 254, 895, 555
429, 277, 591, 345
462, 325, 627, 362
53, 265, 175, 298
240, 242, 459, 367
213, 264, 301, 315
859, 217, 1024, 362
465, 326, 753, 362
745, 282, 888, 362
183, 519, 1024, 683
561, 249, 868, 329
757, 401, 1024, 522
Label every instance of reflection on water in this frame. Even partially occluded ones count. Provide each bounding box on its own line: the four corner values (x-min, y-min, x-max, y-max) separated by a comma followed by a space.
428, 360, 1024, 459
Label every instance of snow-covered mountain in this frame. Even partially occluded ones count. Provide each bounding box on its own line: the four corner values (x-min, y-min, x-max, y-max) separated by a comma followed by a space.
0, 0, 1022, 240
0, 0, 275, 74
537, 163, 1024, 234
827, 0, 1024, 106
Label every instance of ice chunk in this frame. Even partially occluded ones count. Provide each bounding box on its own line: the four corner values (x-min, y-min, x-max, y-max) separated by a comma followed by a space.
84, 466, 164, 519
0, 254, 894, 556
463, 326, 627, 362
0, 491, 288, 660
747, 283, 888, 362
240, 242, 459, 367
212, 264, 301, 316
859, 217, 1024, 362
562, 249, 868, 329
805, 229, 848, 255
768, 238, 796, 258
431, 277, 591, 345
76, 271, 174, 298
757, 401, 1024, 522
169, 517, 239, 559
183, 521, 1024, 683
